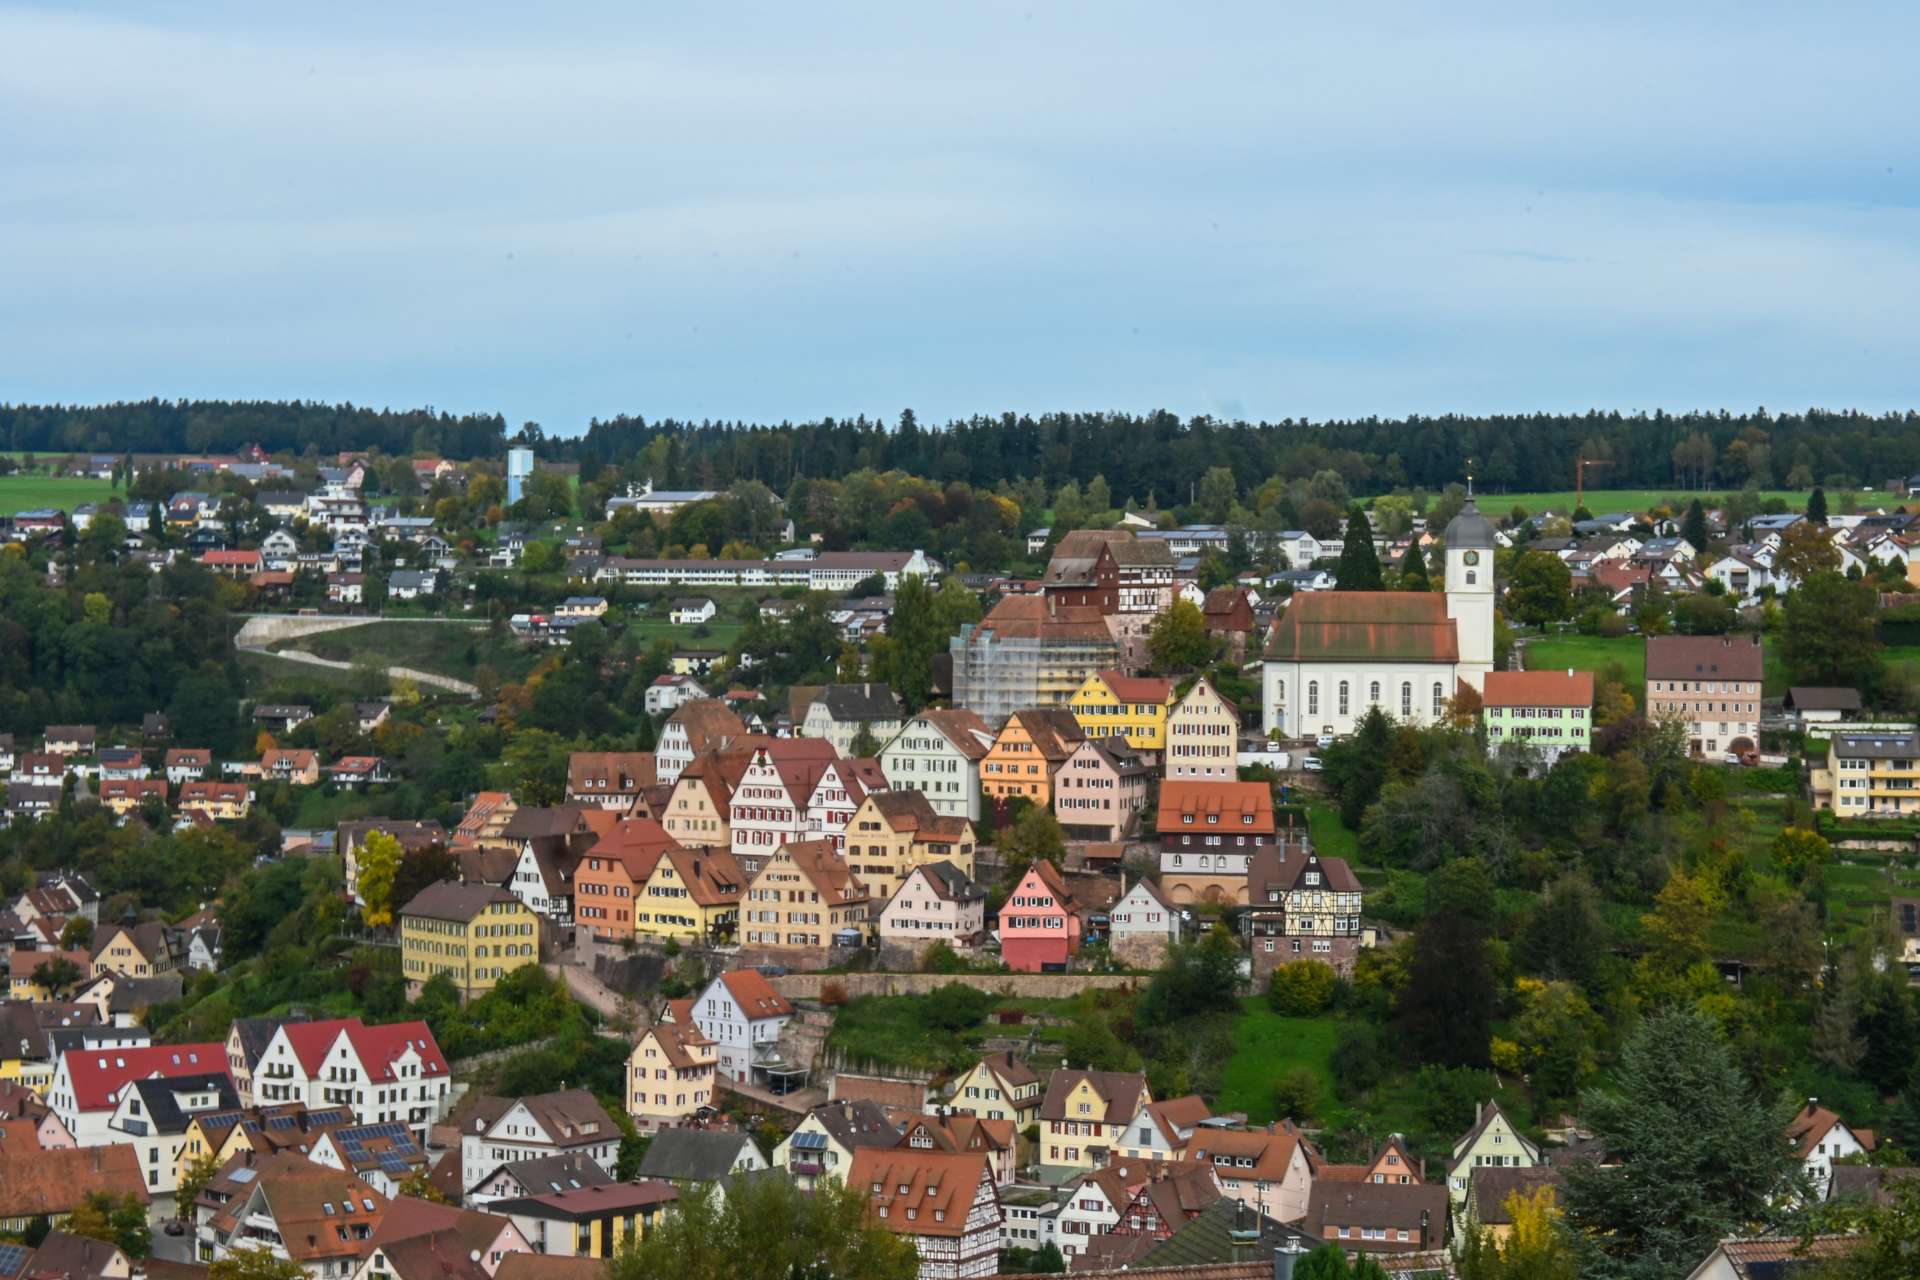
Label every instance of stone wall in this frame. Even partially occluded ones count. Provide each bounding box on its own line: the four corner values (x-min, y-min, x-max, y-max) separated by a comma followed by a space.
771, 972, 1142, 1001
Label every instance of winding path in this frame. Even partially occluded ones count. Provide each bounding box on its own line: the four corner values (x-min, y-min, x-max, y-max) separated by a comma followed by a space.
233, 613, 486, 696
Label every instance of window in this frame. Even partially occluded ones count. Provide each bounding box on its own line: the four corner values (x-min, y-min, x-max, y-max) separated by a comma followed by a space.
1369, 681, 1380, 705
1401, 682, 1413, 716
1432, 682, 1444, 717
1338, 682, 1350, 716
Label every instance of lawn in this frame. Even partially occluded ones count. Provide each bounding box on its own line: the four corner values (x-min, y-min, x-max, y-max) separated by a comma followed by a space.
1490, 488, 1897, 517
624, 618, 744, 653
825, 994, 1075, 1074
1523, 633, 1644, 699
1218, 1000, 1343, 1125
0, 475, 117, 514
1306, 803, 1361, 862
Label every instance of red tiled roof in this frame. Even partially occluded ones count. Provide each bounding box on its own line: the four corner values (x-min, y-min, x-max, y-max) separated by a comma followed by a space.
61, 1041, 227, 1112
717, 969, 792, 1020
1094, 670, 1174, 704
1481, 670, 1594, 708
1264, 591, 1459, 663
1155, 781, 1277, 836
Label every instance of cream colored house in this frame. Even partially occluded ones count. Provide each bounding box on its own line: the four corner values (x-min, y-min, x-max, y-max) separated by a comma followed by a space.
877, 861, 986, 958
625, 1021, 718, 1133
1445, 1101, 1541, 1210
739, 838, 871, 962
1165, 675, 1241, 781
841, 789, 978, 902
948, 1053, 1043, 1129
1038, 1069, 1150, 1174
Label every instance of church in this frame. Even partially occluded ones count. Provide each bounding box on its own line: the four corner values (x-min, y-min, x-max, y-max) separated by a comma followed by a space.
1261, 497, 1496, 739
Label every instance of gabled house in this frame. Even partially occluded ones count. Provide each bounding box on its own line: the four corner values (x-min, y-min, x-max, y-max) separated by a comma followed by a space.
773, 1099, 902, 1190
1186, 1121, 1318, 1224
1306, 1181, 1450, 1256
262, 747, 321, 786
727, 738, 839, 877
842, 789, 977, 904
740, 838, 871, 962
456, 1090, 621, 1194
1243, 843, 1366, 982
848, 1148, 1001, 1280
878, 707, 996, 822
981, 708, 1086, 808
1445, 1101, 1541, 1210
893, 1113, 1019, 1188
799, 683, 904, 756
999, 859, 1080, 973
1787, 1100, 1875, 1198
635, 1128, 768, 1192
573, 817, 683, 942
659, 745, 755, 851
250, 1017, 450, 1141
629, 844, 745, 944
948, 1052, 1043, 1130
1053, 735, 1153, 841
1165, 675, 1241, 781
196, 1151, 391, 1277
90, 921, 178, 979
1068, 670, 1176, 753
624, 1021, 717, 1132
655, 700, 749, 786
877, 861, 987, 959
691, 969, 795, 1087
1108, 877, 1181, 966
1115, 1094, 1212, 1162
1039, 1068, 1151, 1175
328, 756, 392, 790
45, 1040, 228, 1146
804, 755, 886, 855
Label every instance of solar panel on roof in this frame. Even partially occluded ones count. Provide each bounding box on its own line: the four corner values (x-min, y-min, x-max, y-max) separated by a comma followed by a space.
792, 1131, 828, 1150
0, 1243, 32, 1279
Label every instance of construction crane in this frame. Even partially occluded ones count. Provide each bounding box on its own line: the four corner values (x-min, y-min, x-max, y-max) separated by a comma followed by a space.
1575, 456, 1613, 513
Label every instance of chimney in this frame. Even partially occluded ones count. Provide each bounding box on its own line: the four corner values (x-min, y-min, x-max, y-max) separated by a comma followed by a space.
1419, 1207, 1430, 1250
1272, 1240, 1309, 1280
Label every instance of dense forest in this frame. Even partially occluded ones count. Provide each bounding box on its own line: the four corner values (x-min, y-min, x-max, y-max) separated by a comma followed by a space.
11, 401, 1920, 501
0, 400, 506, 459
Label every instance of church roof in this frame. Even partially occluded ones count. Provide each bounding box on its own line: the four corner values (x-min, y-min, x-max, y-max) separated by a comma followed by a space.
1264, 592, 1460, 664
1444, 498, 1496, 550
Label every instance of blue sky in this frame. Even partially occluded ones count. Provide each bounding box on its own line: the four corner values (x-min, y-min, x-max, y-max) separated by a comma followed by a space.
4, 2, 1918, 434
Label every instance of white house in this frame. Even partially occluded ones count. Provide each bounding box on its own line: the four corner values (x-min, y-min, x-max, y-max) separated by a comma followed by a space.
457, 1089, 622, 1196
44, 1040, 227, 1148
691, 969, 794, 1085
669, 597, 718, 626
799, 684, 904, 756
645, 674, 708, 717
248, 1017, 450, 1141
104, 1071, 238, 1192
878, 708, 995, 822
1108, 878, 1181, 956
1787, 1101, 1874, 1199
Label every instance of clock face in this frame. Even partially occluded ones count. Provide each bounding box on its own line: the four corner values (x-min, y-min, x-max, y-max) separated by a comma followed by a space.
1463, 550, 1480, 566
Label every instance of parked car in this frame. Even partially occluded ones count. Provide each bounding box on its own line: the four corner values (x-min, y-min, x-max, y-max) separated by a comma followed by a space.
1315, 734, 1335, 749
1302, 756, 1323, 772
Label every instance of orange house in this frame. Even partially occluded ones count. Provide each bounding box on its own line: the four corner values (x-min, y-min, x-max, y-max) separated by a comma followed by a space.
573, 817, 683, 942
981, 709, 1086, 808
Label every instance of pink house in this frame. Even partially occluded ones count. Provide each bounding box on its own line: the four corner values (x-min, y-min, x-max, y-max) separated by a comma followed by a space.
1000, 860, 1080, 972
1053, 737, 1154, 842
878, 860, 987, 955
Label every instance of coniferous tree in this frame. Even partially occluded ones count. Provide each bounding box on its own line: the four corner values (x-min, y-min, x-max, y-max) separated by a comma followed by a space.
1682, 499, 1710, 554
1335, 506, 1383, 591
1807, 485, 1829, 525
1399, 541, 1429, 591
1400, 859, 1497, 1068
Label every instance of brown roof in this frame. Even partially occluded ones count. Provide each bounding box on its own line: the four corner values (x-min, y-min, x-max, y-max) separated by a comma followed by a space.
1004, 708, 1087, 763
586, 816, 683, 883
862, 788, 943, 834
911, 708, 996, 760
494, 1256, 606, 1280
1644, 633, 1764, 682
1786, 1101, 1871, 1160
762, 838, 868, 906
1147, 1095, 1214, 1135
716, 969, 792, 1019
1306, 1182, 1448, 1249
1711, 1235, 1862, 1278
1468, 1166, 1561, 1224
163, 748, 212, 767
401, 880, 521, 923
1094, 669, 1175, 704
1187, 1123, 1312, 1185
1155, 780, 1277, 837
1248, 844, 1361, 897
1039, 1068, 1149, 1124
656, 845, 745, 907
24, 1230, 127, 1280
1264, 591, 1460, 663
849, 1148, 993, 1239
567, 751, 655, 796
665, 700, 748, 754
976, 1050, 1039, 1092
1481, 670, 1594, 708
973, 594, 1114, 643
0, 1144, 150, 1217
639, 1021, 715, 1071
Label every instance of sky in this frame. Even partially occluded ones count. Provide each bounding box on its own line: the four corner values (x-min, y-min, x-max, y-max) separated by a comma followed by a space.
4, 2, 1919, 435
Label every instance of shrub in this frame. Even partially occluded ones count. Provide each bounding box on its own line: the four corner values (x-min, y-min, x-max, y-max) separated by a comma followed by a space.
918, 982, 993, 1033
819, 980, 849, 1008
1329, 1022, 1387, 1097
1267, 960, 1340, 1016
1271, 1067, 1320, 1123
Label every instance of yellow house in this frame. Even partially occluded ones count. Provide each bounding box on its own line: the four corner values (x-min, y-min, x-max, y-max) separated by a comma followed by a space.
398, 880, 540, 999
494, 1183, 677, 1258
178, 781, 251, 821
740, 839, 871, 961
90, 922, 177, 979
8, 948, 92, 1003
1039, 1068, 1151, 1174
625, 1021, 719, 1132
842, 790, 978, 902
948, 1051, 1043, 1129
632, 846, 745, 944
1069, 670, 1175, 752
981, 708, 1086, 808
660, 748, 752, 850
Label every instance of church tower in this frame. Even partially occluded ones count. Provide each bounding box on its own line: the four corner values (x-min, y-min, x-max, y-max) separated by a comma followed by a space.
1443, 495, 1496, 688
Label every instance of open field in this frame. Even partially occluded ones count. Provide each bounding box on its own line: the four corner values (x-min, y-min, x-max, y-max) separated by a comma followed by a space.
1219, 1003, 1341, 1125
1523, 633, 1645, 699
0, 475, 117, 513
269, 620, 544, 683
1489, 488, 1898, 516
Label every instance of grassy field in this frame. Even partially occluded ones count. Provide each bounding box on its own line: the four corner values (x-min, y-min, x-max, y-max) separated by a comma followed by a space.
1219, 1001, 1342, 1125
0, 475, 117, 514
1490, 488, 1898, 516
272, 620, 541, 683
1523, 633, 1645, 698
825, 994, 1074, 1073
625, 618, 745, 652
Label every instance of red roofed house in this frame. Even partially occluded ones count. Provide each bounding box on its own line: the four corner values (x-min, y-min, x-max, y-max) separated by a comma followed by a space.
1155, 779, 1282, 906
849, 1148, 1001, 1280
1261, 498, 1497, 739
45, 1040, 227, 1146
197, 549, 262, 577
1481, 669, 1594, 765
573, 818, 683, 943
250, 1017, 450, 1141
690, 969, 794, 1087
1788, 1099, 1876, 1198
999, 860, 1079, 973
